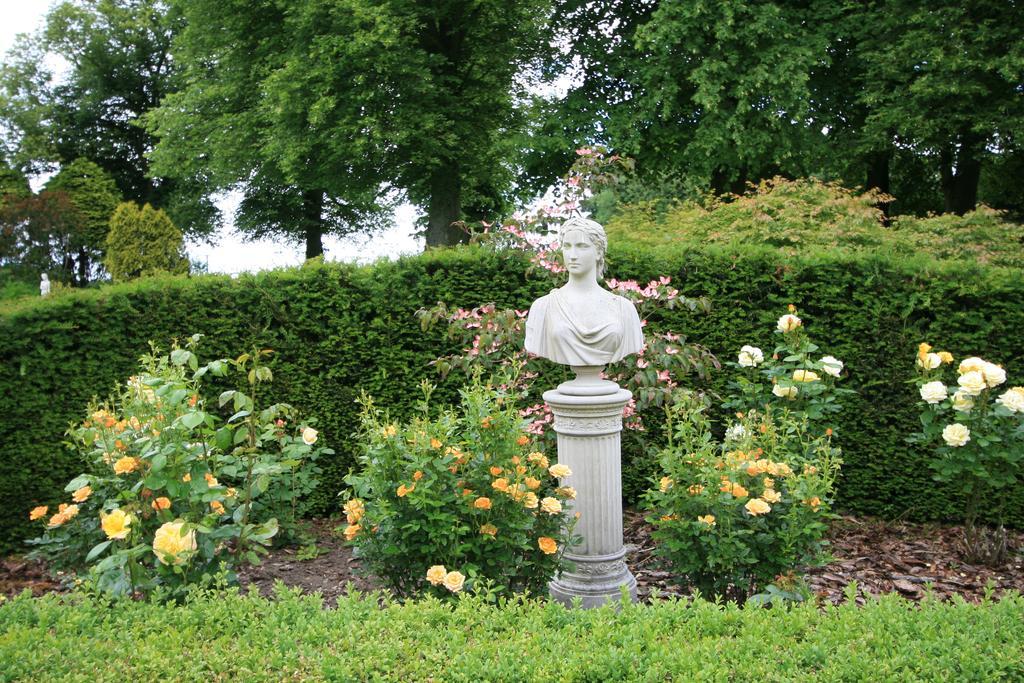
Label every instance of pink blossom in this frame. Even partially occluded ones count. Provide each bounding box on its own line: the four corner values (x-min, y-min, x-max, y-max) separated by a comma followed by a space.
663, 332, 679, 342
576, 147, 593, 156
637, 358, 649, 369
666, 347, 679, 355
657, 370, 671, 383
659, 276, 671, 285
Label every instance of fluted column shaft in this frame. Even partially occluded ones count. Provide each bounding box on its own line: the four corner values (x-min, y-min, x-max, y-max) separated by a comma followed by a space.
545, 384, 637, 608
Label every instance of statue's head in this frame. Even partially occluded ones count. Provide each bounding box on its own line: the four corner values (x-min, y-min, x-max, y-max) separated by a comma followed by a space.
41, 274, 49, 282
559, 216, 607, 278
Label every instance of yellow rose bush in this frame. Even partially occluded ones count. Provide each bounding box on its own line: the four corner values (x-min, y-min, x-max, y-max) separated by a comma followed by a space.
25, 336, 332, 599
343, 375, 578, 599
644, 389, 840, 603
910, 346, 1024, 564
727, 306, 854, 427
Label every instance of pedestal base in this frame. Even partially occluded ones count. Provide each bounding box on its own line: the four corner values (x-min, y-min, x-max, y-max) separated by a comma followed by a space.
549, 548, 637, 608
544, 377, 637, 608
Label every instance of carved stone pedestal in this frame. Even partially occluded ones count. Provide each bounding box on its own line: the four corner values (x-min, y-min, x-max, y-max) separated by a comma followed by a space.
546, 366, 637, 608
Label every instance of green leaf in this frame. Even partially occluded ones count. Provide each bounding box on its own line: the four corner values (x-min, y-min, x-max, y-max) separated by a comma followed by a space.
86, 540, 113, 562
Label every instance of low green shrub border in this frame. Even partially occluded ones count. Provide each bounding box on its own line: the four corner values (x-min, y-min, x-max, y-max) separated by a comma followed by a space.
0, 588, 1021, 681
2, 244, 1023, 552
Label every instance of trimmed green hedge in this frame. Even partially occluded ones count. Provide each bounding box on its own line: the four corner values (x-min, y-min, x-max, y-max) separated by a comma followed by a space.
1, 588, 1022, 681
2, 244, 1023, 552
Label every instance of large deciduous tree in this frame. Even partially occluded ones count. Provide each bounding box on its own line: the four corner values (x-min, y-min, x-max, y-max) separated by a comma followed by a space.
150, 0, 555, 250
0, 0, 218, 237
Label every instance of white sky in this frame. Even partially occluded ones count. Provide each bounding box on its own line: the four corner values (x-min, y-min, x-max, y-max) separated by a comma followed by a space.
1, 0, 423, 274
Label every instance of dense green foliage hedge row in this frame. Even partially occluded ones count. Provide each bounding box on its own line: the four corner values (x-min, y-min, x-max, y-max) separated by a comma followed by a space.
1, 588, 1021, 681
605, 178, 1024, 268
2, 244, 1023, 552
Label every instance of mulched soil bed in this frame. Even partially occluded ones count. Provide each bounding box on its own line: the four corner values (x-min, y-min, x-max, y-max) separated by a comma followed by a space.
4, 512, 1022, 608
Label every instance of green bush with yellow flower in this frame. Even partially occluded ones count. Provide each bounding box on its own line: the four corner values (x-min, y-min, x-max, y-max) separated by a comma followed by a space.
342, 374, 579, 599
910, 344, 1024, 564
645, 309, 846, 601
25, 335, 331, 599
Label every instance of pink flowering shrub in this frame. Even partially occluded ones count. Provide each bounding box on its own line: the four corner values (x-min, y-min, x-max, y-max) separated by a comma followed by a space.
417, 149, 718, 496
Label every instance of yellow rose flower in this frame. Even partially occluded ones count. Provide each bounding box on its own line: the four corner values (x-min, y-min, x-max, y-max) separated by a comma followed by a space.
343, 499, 365, 524
957, 356, 986, 375
538, 537, 558, 554
100, 508, 131, 540
540, 497, 562, 515
937, 351, 954, 365
527, 452, 549, 469
745, 498, 772, 516
524, 476, 541, 491
473, 496, 492, 510
204, 472, 219, 487
659, 476, 673, 492
443, 570, 466, 593
548, 464, 572, 478
777, 314, 802, 333
72, 486, 92, 503
523, 492, 539, 509
382, 425, 397, 438
555, 486, 577, 499
805, 496, 822, 511
697, 515, 716, 527
113, 456, 140, 475
792, 369, 820, 383
153, 521, 197, 565
687, 484, 704, 495
300, 427, 318, 445
60, 504, 79, 520
942, 423, 970, 447
762, 489, 782, 504
480, 523, 497, 536
772, 384, 798, 399
426, 565, 447, 585
343, 524, 361, 541
491, 478, 509, 493
29, 505, 48, 521
957, 371, 986, 396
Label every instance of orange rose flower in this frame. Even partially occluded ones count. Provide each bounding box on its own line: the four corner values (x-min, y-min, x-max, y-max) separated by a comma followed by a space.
151, 497, 172, 511
516, 435, 529, 446
210, 500, 225, 515
72, 486, 92, 503
538, 537, 558, 554
473, 497, 492, 510
29, 505, 48, 521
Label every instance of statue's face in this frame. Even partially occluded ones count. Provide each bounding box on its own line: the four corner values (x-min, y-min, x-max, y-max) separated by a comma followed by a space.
561, 229, 598, 276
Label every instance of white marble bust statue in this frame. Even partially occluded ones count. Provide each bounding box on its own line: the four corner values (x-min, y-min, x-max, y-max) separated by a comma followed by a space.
525, 216, 643, 367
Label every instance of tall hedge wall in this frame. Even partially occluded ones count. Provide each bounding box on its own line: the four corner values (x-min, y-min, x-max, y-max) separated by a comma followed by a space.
2, 245, 1022, 552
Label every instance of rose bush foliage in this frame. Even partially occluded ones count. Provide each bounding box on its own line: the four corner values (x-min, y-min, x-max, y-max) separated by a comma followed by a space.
644, 310, 848, 600
343, 375, 579, 600
26, 336, 331, 600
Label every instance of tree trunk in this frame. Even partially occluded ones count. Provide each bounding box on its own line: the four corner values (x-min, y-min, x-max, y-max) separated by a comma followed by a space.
865, 149, 892, 221
77, 246, 89, 286
425, 166, 464, 248
940, 133, 984, 215
301, 189, 325, 260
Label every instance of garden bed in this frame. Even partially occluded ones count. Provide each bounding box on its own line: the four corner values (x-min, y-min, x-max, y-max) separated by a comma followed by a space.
5, 513, 1021, 608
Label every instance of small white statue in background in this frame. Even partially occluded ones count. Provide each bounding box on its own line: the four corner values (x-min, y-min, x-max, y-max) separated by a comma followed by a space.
40, 273, 50, 297
525, 216, 643, 368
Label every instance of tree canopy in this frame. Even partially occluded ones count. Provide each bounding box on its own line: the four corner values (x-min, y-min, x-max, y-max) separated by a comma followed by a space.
0, 0, 218, 237
150, 0, 556, 249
